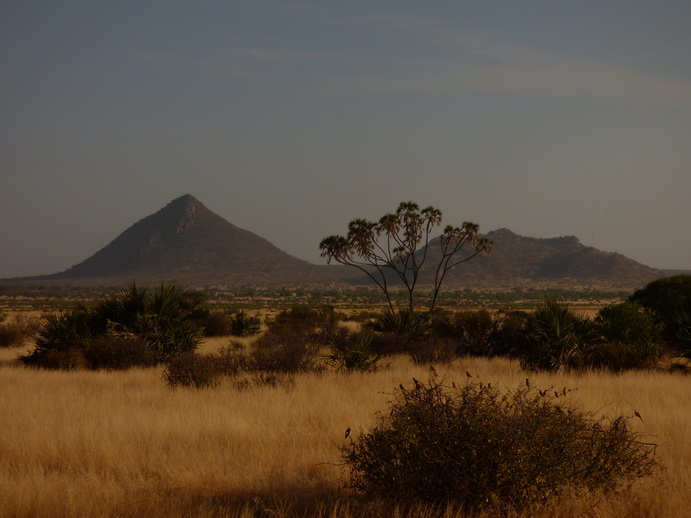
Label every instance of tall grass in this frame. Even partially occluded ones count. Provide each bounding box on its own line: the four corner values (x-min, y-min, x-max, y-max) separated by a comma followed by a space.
1, 345, 690, 517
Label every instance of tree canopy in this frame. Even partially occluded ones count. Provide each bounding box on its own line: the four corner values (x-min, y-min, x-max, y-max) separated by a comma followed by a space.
319, 201, 491, 314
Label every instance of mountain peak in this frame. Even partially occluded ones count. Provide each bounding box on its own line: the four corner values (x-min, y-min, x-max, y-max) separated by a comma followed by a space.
169, 194, 202, 209
159, 194, 207, 233
51, 195, 341, 285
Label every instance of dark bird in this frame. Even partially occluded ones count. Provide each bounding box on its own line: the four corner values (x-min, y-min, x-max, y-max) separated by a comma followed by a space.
634, 410, 643, 422
345, 427, 351, 438
525, 378, 530, 388
466, 371, 472, 378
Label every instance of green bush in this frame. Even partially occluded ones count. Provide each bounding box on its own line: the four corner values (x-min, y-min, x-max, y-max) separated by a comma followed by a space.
323, 329, 383, 372
517, 299, 597, 370
20, 282, 205, 369
230, 310, 262, 337
204, 310, 261, 337
490, 309, 532, 357
631, 275, 691, 353
343, 371, 658, 513
163, 352, 220, 389
367, 310, 433, 342
433, 310, 497, 357
671, 305, 691, 357
590, 301, 663, 370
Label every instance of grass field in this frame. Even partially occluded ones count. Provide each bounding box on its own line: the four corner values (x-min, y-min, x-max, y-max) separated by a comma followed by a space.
1, 335, 690, 518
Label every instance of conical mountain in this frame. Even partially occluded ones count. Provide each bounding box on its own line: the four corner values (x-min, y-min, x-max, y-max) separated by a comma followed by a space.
54, 195, 339, 285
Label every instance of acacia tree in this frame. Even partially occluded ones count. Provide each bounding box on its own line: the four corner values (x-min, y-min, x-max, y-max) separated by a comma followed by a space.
319, 201, 491, 314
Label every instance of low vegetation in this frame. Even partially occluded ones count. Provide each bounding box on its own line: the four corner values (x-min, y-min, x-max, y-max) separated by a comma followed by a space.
1, 352, 686, 517
0, 313, 41, 348
3, 275, 691, 516
19, 282, 206, 369
344, 371, 657, 512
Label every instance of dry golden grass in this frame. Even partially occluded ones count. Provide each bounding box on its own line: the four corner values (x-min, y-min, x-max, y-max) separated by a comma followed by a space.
1, 343, 690, 517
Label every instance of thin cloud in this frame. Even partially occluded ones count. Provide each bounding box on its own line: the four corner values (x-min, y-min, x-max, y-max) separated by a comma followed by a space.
334, 44, 691, 109
129, 15, 691, 109
344, 15, 691, 108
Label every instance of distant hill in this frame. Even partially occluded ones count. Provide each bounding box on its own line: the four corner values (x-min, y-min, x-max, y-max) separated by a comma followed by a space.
42, 195, 351, 286
2, 195, 666, 291
416, 228, 661, 290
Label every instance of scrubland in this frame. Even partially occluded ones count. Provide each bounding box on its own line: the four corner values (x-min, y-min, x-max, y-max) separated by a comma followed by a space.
1, 339, 690, 518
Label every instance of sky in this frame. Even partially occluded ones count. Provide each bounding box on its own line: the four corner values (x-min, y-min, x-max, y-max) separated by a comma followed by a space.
2, 1, 691, 278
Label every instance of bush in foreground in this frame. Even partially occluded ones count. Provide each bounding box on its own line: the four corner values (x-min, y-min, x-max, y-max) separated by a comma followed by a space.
342, 371, 658, 513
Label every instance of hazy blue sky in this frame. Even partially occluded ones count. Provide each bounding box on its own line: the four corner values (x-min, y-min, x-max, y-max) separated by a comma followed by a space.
2, 1, 691, 278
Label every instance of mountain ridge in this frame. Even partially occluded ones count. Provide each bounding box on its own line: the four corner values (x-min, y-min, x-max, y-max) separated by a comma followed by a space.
2, 195, 667, 290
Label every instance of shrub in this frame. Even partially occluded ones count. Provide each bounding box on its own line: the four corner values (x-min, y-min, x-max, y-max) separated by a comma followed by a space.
323, 329, 383, 372
434, 310, 497, 357
269, 304, 341, 345
368, 310, 433, 342
21, 347, 89, 370
20, 282, 205, 369
368, 331, 410, 356
631, 274, 691, 352
211, 341, 248, 376
204, 310, 262, 337
517, 299, 597, 370
203, 310, 235, 337
0, 319, 25, 348
163, 352, 220, 388
408, 337, 456, 365
0, 314, 41, 348
671, 305, 691, 357
230, 310, 262, 337
490, 309, 531, 357
343, 371, 658, 513
590, 301, 663, 370
84, 335, 156, 370
249, 328, 320, 374
243, 305, 337, 375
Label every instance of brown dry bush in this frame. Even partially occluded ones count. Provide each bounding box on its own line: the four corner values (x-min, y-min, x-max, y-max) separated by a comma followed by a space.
163, 351, 221, 389
0, 314, 41, 348
343, 370, 658, 513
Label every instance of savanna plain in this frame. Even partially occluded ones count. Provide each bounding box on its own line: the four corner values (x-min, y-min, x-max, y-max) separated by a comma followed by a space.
1, 305, 691, 518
